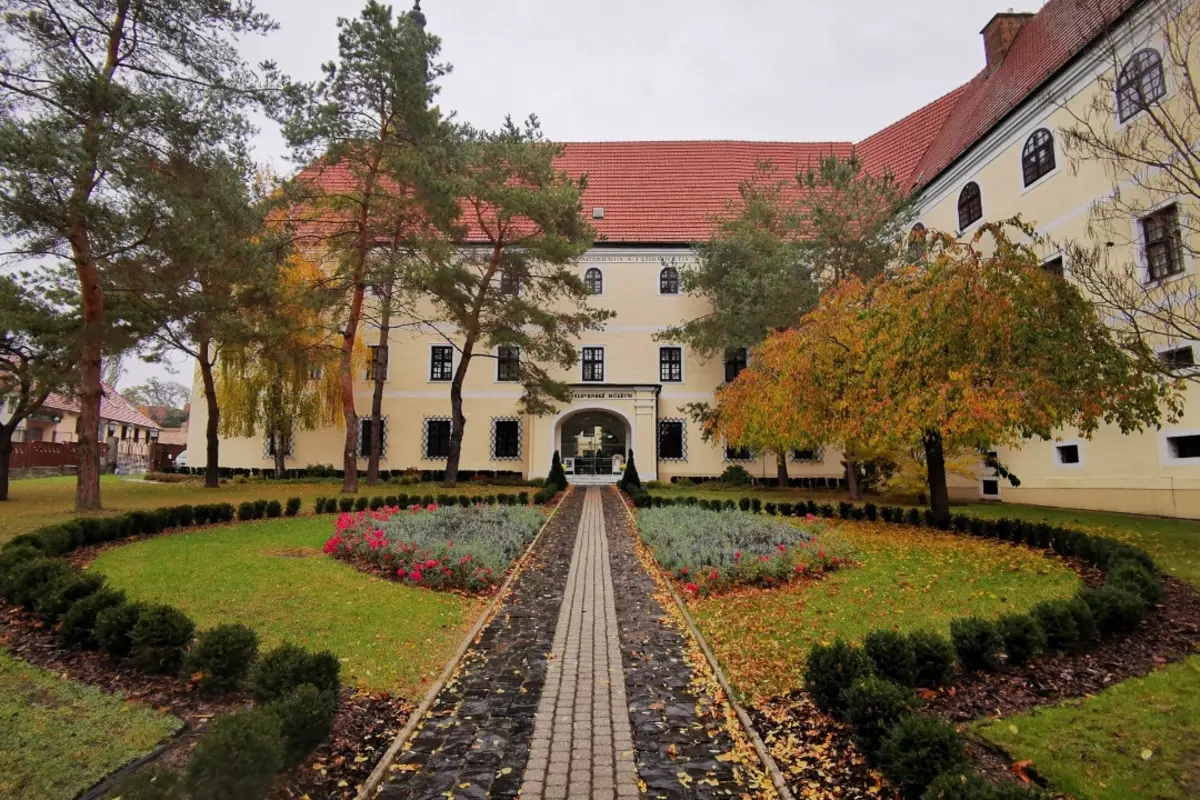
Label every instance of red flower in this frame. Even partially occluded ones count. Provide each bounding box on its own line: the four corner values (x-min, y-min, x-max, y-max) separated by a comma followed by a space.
396, 568, 407, 578
818, 550, 826, 559
410, 570, 423, 581
425, 559, 438, 568
459, 556, 472, 565
832, 556, 841, 565
680, 567, 689, 576
709, 570, 719, 581
777, 543, 787, 553
684, 582, 699, 596
734, 551, 742, 560
795, 562, 806, 573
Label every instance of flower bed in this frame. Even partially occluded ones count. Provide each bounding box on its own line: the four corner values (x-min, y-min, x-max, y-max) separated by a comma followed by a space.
325, 504, 546, 593
635, 505, 854, 596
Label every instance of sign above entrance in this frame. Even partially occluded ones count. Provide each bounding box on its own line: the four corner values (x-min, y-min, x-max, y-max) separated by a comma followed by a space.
572, 390, 634, 400
567, 384, 661, 402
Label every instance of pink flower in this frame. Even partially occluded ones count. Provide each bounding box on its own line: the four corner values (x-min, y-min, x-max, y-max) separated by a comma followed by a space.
680, 567, 689, 576
734, 551, 742, 560
709, 570, 719, 581
818, 550, 826, 559
795, 562, 807, 573
426, 503, 439, 511
425, 559, 438, 568
832, 556, 841, 566
396, 568, 407, 578
777, 543, 787, 553
410, 570, 423, 582
806, 513, 817, 521
459, 556, 472, 565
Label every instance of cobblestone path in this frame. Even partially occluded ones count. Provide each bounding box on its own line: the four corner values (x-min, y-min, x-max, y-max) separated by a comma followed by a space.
519, 488, 640, 799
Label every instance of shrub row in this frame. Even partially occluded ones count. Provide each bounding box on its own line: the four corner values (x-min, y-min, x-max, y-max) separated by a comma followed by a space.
311, 491, 536, 515
167, 465, 535, 484
1, 520, 339, 799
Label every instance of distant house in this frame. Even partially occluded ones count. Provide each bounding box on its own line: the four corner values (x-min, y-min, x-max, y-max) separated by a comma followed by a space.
16, 382, 161, 445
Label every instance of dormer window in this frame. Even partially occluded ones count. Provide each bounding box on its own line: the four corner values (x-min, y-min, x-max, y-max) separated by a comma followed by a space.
957, 182, 983, 230
1021, 129, 1056, 186
1117, 48, 1166, 122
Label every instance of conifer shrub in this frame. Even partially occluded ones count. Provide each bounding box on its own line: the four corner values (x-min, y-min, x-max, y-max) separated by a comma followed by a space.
765, 502, 778, 515
921, 770, 1025, 800
1031, 598, 1081, 653
864, 502, 878, 521
548, 451, 568, 490
370, 496, 385, 511
183, 709, 284, 800
111, 765, 185, 800
458, 494, 472, 507
95, 601, 144, 656
778, 502, 793, 517
804, 639, 874, 715
1106, 560, 1162, 605
264, 683, 337, 768
249, 642, 341, 703
841, 676, 917, 754
519, 491, 529, 505
950, 617, 1004, 672
35, 571, 105, 621
285, 497, 302, 517
185, 623, 260, 691
877, 713, 967, 799
385, 495, 399, 508
620, 450, 642, 490
907, 630, 957, 687
750, 497, 762, 513
265, 500, 282, 519
905, 508, 923, 526
395, 493, 410, 508
253, 499, 268, 518
130, 604, 196, 674
864, 629, 918, 687
1067, 596, 1098, 645
738, 497, 751, 512
1080, 585, 1146, 634
237, 502, 254, 521
3, 556, 73, 608
59, 587, 127, 649
354, 496, 369, 512
997, 613, 1045, 666
339, 497, 354, 512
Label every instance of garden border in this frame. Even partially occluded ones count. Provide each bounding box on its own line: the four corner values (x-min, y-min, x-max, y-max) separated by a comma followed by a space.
356, 487, 572, 800
615, 489, 796, 800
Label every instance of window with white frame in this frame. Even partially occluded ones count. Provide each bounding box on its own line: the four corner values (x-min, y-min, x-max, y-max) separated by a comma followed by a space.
790, 447, 823, 463
659, 266, 680, 294
582, 347, 604, 382
957, 182, 983, 229
497, 346, 520, 382
363, 345, 389, 381
430, 345, 453, 381
1117, 48, 1166, 122
423, 418, 451, 459
1021, 128, 1056, 186
1167, 434, 1200, 460
659, 347, 682, 382
264, 430, 295, 459
491, 418, 521, 460
1141, 204, 1184, 282
584, 267, 603, 294
724, 444, 753, 462
358, 416, 388, 458
658, 419, 686, 461
1055, 443, 1081, 465
724, 348, 748, 382
1160, 345, 1195, 370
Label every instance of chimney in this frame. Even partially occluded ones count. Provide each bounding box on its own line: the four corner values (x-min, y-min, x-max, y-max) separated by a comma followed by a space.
981, 10, 1033, 69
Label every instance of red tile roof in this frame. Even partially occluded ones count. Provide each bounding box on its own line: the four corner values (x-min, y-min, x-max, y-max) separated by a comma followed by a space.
43, 383, 161, 431
293, 0, 1140, 243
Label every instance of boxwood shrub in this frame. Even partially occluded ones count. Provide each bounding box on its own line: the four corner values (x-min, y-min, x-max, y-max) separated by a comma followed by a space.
35, 571, 105, 622
95, 601, 144, 657
130, 604, 196, 675
864, 629, 918, 687
1107, 560, 1162, 605
877, 713, 967, 799
186, 623, 260, 692
237, 501, 255, 522
907, 630, 957, 688
996, 613, 1045, 667
265, 500, 282, 519
59, 587, 127, 649
804, 639, 874, 715
1080, 585, 1146, 634
949, 617, 1003, 672
264, 683, 337, 768
249, 642, 341, 703
183, 708, 284, 800
285, 497, 302, 517
841, 676, 917, 754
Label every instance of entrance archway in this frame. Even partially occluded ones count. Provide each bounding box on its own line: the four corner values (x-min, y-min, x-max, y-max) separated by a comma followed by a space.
559, 409, 627, 476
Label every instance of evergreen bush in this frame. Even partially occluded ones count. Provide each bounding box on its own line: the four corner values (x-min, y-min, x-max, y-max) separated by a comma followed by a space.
864, 629, 918, 687
548, 451, 568, 490
354, 496, 369, 512
95, 602, 144, 656
949, 617, 1003, 672
249, 642, 340, 703
183, 709, 284, 800
339, 497, 354, 512
185, 623, 260, 691
253, 499, 268, 518
877, 713, 967, 799
59, 587, 127, 649
285, 497, 302, 517
35, 571, 105, 621
1031, 599, 1081, 652
237, 502, 254, 521
620, 450, 642, 490
1106, 560, 1162, 605
130, 604, 196, 674
907, 630, 957, 687
264, 683, 337, 767
3, 557, 73, 608
265, 500, 282, 519
997, 613, 1045, 666
841, 676, 917, 754
1080, 585, 1146, 634
804, 639, 874, 715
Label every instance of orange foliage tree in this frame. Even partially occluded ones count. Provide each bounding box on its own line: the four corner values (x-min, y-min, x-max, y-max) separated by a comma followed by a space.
713, 221, 1180, 522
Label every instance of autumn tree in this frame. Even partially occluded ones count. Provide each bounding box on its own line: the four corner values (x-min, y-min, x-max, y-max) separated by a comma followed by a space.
1059, 0, 1200, 383
0, 276, 78, 500
662, 154, 910, 488
122, 379, 191, 411
278, 0, 447, 493
0, 0, 278, 510
418, 116, 610, 488
715, 222, 1178, 523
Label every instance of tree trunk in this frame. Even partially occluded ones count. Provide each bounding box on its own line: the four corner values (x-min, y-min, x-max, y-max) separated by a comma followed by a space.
198, 342, 220, 489
923, 429, 950, 524
273, 427, 286, 479
339, 283, 364, 495
0, 430, 12, 502
775, 451, 790, 485
367, 292, 392, 486
845, 458, 861, 500
73, 250, 104, 511
442, 343, 474, 489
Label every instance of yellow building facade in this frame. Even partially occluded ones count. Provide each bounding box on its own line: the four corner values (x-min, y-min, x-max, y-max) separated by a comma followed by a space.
191, 0, 1200, 516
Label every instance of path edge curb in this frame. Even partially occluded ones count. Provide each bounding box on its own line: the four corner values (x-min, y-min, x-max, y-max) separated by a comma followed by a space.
356, 488, 573, 799
614, 489, 797, 800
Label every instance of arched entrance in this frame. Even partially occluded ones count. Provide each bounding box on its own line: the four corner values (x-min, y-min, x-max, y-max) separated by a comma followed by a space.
559, 409, 627, 476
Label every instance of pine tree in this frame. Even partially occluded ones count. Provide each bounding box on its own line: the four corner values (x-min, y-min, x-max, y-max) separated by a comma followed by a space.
548, 451, 568, 491
620, 450, 641, 491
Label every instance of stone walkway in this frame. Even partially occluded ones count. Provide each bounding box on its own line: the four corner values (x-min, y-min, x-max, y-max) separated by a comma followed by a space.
520, 488, 639, 799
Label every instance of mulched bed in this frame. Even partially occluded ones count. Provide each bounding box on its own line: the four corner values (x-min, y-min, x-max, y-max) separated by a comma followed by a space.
603, 489, 760, 800
375, 487, 584, 800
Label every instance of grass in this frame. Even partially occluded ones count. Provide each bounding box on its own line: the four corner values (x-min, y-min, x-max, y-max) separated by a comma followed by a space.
0, 474, 535, 545
0, 650, 180, 800
91, 515, 489, 695
976, 656, 1200, 800
690, 520, 1080, 701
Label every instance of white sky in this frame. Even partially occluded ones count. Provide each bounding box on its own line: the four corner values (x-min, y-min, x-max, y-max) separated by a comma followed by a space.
125, 0, 1038, 390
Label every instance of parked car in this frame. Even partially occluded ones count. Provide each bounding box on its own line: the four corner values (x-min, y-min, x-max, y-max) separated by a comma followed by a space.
174, 449, 188, 468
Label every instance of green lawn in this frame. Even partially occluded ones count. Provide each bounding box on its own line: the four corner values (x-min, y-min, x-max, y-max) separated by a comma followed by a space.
0, 650, 180, 800
976, 657, 1200, 800
691, 520, 1080, 701
91, 515, 487, 695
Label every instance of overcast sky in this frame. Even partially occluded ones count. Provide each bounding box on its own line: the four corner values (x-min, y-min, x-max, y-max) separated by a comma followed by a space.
127, 0, 1039, 390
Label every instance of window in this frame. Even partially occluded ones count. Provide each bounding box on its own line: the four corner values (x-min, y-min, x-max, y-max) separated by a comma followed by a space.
1042, 256, 1065, 278
1141, 204, 1183, 282
1056, 444, 1080, 465
584, 267, 603, 294
659, 266, 680, 295
1117, 48, 1166, 122
724, 348, 748, 383
906, 223, 927, 262
724, 444, 753, 461
1168, 434, 1200, 459
423, 418, 451, 459
582, 347, 604, 382
981, 479, 1000, 497
363, 345, 389, 381
499, 269, 521, 296
497, 346, 520, 382
133, 429, 140, 442
658, 420, 686, 461
1021, 128, 1056, 186
265, 431, 295, 459
957, 182, 982, 229
358, 417, 388, 458
791, 448, 822, 463
1160, 346, 1195, 370
659, 347, 682, 382
430, 345, 454, 381
120, 425, 128, 441
492, 418, 521, 460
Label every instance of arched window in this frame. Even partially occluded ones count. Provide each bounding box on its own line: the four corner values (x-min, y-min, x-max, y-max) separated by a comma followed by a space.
1021, 128, 1056, 186
584, 267, 603, 294
1117, 48, 1166, 122
957, 182, 983, 230
659, 266, 680, 294
906, 223, 927, 262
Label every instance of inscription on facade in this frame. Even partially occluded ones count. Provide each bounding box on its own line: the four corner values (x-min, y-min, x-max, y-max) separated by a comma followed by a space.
571, 391, 635, 400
